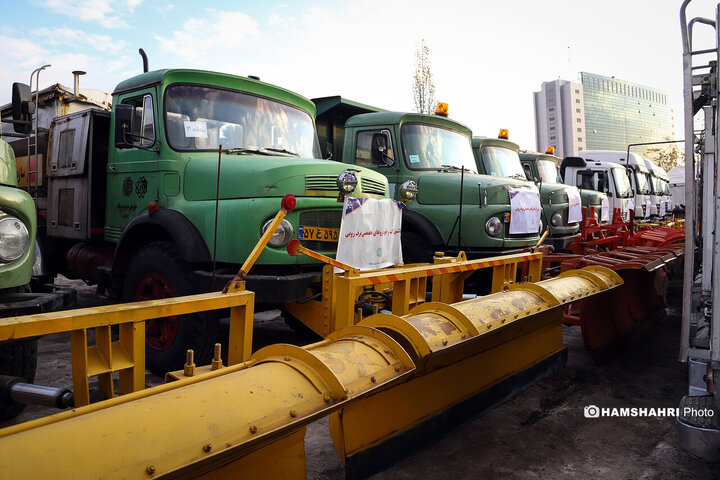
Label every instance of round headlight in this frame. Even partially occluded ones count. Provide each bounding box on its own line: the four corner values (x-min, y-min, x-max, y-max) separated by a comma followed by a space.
337, 171, 358, 194
399, 180, 418, 202
485, 217, 502, 237
261, 219, 294, 247
0, 215, 30, 262
550, 212, 563, 227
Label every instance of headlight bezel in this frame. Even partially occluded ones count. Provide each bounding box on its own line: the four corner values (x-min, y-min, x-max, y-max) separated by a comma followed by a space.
550, 212, 563, 227
485, 217, 503, 237
337, 171, 358, 194
261, 218, 295, 248
0, 214, 30, 263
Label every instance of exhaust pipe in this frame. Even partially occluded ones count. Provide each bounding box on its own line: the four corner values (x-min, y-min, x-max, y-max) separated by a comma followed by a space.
139, 48, 149, 73
71, 70, 85, 99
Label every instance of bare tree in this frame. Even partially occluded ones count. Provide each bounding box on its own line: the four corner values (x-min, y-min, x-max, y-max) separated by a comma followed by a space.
645, 138, 685, 171
413, 39, 436, 114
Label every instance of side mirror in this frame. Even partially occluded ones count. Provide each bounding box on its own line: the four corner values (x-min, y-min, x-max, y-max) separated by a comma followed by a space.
325, 141, 333, 160
371, 133, 393, 166
114, 104, 134, 148
11, 83, 34, 135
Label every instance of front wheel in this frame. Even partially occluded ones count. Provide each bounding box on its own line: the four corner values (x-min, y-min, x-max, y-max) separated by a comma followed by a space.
123, 241, 217, 376
401, 231, 433, 264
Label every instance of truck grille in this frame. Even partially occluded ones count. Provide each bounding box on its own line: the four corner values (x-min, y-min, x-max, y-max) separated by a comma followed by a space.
361, 177, 386, 196
305, 175, 337, 191
298, 210, 342, 251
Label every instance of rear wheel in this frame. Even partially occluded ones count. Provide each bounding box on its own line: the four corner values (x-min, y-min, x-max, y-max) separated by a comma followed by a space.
123, 241, 217, 376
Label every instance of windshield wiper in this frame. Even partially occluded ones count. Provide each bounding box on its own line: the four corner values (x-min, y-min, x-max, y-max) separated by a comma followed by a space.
262, 147, 300, 157
439, 164, 465, 172
225, 147, 272, 155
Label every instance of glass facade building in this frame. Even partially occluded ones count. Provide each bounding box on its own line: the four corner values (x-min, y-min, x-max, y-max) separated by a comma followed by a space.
580, 72, 674, 156
534, 73, 675, 157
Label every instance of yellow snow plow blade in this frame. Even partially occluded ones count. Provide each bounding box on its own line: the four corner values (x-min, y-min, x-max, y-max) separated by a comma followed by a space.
331, 266, 622, 478
0, 326, 414, 479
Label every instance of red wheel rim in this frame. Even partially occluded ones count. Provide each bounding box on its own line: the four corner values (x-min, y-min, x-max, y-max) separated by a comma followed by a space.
134, 273, 179, 351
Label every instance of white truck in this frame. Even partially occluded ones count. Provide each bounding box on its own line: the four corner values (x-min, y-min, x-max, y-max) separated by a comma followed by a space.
643, 158, 671, 218
560, 155, 634, 221
577, 150, 653, 220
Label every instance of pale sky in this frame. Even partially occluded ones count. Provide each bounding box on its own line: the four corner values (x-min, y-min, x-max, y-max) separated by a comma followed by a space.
0, 0, 714, 150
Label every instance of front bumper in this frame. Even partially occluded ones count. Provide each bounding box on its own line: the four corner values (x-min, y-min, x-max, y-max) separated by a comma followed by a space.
195, 270, 322, 305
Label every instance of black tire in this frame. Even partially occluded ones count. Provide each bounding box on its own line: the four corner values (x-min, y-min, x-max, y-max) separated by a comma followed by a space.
123, 241, 218, 376
401, 231, 433, 264
0, 338, 38, 420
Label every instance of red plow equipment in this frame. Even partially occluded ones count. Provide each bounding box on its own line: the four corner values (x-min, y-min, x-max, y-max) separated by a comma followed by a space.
543, 208, 684, 361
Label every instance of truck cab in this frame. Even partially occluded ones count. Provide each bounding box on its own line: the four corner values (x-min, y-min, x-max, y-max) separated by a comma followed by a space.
471, 134, 579, 250
560, 156, 634, 221
578, 150, 653, 220
644, 158, 671, 218
314, 97, 541, 261
520, 150, 609, 226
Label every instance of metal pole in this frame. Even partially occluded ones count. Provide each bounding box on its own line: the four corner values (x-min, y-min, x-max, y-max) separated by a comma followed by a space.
679, 0, 702, 362
212, 145, 222, 291
28, 64, 50, 198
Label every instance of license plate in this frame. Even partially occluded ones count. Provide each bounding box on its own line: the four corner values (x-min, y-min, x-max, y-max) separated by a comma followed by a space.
298, 225, 339, 242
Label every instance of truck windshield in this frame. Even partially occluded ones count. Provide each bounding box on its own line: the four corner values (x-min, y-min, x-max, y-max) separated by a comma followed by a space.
611, 168, 633, 197
663, 180, 670, 195
536, 159, 563, 184
479, 146, 526, 179
634, 169, 652, 195
650, 175, 664, 194
164, 85, 320, 158
400, 124, 476, 172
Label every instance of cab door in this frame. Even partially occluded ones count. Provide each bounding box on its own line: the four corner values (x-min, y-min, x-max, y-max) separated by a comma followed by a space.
352, 127, 400, 199
105, 89, 159, 238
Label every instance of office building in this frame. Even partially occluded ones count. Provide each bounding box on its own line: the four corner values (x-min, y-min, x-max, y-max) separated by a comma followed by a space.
534, 73, 675, 157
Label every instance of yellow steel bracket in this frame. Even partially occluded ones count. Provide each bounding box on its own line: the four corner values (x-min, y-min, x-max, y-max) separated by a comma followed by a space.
533, 226, 550, 252
0, 289, 255, 407
286, 239, 353, 271
222, 194, 297, 293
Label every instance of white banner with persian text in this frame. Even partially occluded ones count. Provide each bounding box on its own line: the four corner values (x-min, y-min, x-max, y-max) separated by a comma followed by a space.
567, 188, 582, 224
335, 197, 404, 271
626, 198, 635, 221
600, 196, 610, 222
508, 187, 542, 235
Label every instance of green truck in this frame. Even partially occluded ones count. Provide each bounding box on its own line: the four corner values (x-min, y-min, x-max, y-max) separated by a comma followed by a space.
0, 137, 72, 419
520, 150, 609, 228
5, 68, 389, 374
472, 136, 581, 250
313, 97, 541, 263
